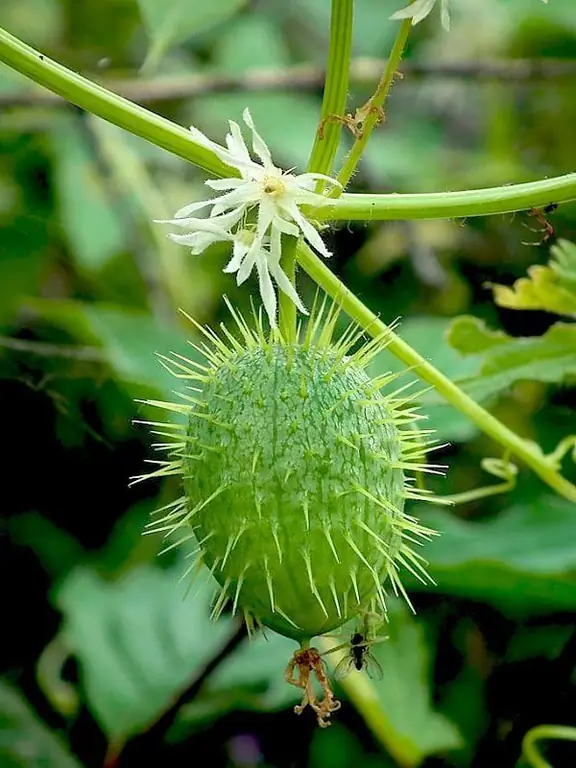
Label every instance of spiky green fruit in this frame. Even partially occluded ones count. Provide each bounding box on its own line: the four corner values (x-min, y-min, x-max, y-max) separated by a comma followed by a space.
138, 302, 441, 642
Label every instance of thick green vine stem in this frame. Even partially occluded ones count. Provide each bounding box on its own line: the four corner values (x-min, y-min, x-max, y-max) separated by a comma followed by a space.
521, 725, 576, 768
312, 174, 576, 221
296, 242, 576, 504
306, 0, 353, 178
1, 26, 575, 220
278, 0, 354, 339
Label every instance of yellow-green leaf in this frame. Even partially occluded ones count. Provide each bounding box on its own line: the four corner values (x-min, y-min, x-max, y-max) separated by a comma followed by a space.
488, 238, 576, 318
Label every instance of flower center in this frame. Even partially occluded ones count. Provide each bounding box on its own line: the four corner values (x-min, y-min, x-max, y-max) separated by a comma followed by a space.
262, 175, 285, 198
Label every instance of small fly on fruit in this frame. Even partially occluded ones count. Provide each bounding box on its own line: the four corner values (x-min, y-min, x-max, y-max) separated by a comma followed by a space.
323, 611, 388, 681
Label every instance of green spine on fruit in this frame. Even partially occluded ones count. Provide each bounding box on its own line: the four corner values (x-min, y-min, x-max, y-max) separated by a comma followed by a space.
137, 300, 442, 641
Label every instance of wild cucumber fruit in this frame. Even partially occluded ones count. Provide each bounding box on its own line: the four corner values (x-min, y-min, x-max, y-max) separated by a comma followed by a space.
138, 300, 441, 642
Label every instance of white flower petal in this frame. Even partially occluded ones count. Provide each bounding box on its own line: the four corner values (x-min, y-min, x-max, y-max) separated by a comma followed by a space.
270, 214, 299, 238
205, 178, 246, 191
161, 208, 245, 232
440, 0, 450, 30
223, 239, 248, 274
172, 198, 214, 218
188, 124, 218, 149
390, 0, 437, 25
255, 196, 276, 240
168, 230, 228, 254
269, 263, 308, 316
266, 227, 308, 315
242, 108, 275, 170
236, 238, 261, 284
280, 200, 332, 259
294, 172, 342, 192
226, 119, 252, 165
188, 125, 241, 169
168, 230, 224, 245
207, 183, 261, 213
255, 254, 277, 326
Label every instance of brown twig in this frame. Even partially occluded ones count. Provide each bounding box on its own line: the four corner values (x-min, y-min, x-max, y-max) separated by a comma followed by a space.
2, 59, 576, 109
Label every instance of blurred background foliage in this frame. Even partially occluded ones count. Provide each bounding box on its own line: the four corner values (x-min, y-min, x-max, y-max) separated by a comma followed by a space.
1, 0, 575, 766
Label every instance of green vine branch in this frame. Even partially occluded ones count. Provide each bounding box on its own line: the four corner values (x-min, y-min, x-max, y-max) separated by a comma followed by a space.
522, 725, 576, 768
336, 16, 413, 188
312, 174, 576, 221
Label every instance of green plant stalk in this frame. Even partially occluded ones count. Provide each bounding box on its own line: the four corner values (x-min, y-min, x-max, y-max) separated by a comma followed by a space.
297, 242, 576, 503
277, 235, 298, 342
336, 16, 413, 189
307, 0, 353, 177
521, 725, 576, 768
279, 0, 353, 340
0, 27, 233, 179
313, 173, 576, 220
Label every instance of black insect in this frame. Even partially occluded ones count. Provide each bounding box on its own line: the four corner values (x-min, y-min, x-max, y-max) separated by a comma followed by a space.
324, 615, 388, 681
342, 632, 384, 680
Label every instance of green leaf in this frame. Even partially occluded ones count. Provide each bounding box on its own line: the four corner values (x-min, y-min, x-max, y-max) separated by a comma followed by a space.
506, 624, 573, 663
447, 316, 510, 355
335, 600, 462, 766
409, 495, 576, 613
176, 632, 300, 732
549, 239, 576, 292
138, 0, 248, 70
49, 115, 126, 272
55, 564, 236, 742
452, 322, 576, 402
0, 230, 47, 327
488, 238, 576, 318
0, 681, 81, 768
9, 512, 85, 581
28, 299, 199, 399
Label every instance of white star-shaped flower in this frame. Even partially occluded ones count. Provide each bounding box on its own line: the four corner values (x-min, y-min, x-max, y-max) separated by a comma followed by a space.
157, 108, 340, 326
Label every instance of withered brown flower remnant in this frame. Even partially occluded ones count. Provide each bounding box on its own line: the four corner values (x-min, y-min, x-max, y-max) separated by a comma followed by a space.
285, 647, 341, 728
